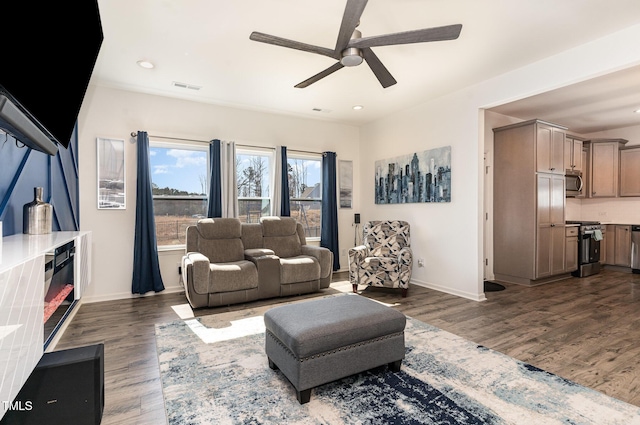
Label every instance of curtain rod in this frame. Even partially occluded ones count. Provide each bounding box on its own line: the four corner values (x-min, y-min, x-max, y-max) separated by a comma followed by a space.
130, 132, 210, 144
130, 132, 325, 156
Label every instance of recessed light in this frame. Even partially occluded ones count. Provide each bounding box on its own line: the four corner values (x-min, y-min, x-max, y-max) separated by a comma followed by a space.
136, 60, 155, 69
353, 105, 364, 110
634, 108, 640, 114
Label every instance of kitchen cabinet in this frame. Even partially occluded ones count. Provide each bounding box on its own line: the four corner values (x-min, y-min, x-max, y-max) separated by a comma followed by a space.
620, 147, 640, 197
600, 226, 606, 265
615, 225, 632, 267
537, 122, 566, 175
564, 135, 584, 172
605, 224, 616, 265
537, 174, 566, 277
587, 139, 627, 198
580, 146, 589, 199
604, 224, 632, 267
493, 119, 568, 285
565, 226, 578, 272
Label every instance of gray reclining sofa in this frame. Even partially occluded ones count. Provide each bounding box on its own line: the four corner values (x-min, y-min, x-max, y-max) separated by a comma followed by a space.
182, 216, 333, 308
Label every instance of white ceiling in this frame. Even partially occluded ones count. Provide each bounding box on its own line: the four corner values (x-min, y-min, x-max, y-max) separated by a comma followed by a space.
93, 0, 640, 132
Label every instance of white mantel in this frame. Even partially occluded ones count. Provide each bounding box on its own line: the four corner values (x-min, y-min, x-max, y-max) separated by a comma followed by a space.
0, 231, 86, 273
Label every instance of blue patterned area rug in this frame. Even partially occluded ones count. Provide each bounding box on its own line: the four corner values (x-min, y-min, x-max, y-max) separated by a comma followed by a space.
155, 300, 640, 424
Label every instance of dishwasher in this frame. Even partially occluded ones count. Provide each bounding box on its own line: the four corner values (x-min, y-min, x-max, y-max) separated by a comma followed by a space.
632, 225, 640, 274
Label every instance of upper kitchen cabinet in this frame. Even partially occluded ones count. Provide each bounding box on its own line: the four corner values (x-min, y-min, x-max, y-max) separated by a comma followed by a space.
564, 135, 584, 172
587, 139, 627, 198
620, 147, 640, 197
537, 121, 566, 175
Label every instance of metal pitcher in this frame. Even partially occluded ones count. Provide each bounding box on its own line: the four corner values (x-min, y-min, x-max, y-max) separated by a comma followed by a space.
23, 187, 53, 234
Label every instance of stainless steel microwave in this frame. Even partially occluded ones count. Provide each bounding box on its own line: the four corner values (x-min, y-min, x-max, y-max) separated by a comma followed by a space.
566, 169, 584, 197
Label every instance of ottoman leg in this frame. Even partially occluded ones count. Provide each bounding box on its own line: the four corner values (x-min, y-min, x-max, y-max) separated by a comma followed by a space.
389, 359, 402, 372
268, 358, 278, 370
297, 388, 311, 404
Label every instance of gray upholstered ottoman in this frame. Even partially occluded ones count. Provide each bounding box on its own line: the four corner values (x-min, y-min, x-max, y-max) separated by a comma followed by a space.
263, 294, 406, 404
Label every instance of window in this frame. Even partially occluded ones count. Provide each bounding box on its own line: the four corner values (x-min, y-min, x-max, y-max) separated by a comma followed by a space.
149, 141, 209, 247
288, 153, 322, 238
236, 148, 272, 223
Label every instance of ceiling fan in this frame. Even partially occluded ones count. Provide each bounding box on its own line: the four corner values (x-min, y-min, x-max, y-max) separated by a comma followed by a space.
249, 0, 462, 89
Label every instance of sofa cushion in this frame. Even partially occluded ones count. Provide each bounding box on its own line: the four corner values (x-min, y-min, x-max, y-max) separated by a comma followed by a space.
241, 223, 264, 250
197, 218, 242, 239
209, 260, 258, 293
196, 218, 245, 263
260, 217, 302, 258
261, 216, 298, 236
279, 256, 320, 284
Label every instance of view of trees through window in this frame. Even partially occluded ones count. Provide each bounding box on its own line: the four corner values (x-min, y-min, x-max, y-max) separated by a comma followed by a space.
236, 150, 271, 224
288, 155, 322, 238
149, 143, 323, 246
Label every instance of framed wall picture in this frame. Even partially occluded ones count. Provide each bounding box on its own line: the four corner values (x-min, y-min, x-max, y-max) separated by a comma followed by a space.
375, 145, 451, 204
97, 137, 126, 209
339, 159, 353, 208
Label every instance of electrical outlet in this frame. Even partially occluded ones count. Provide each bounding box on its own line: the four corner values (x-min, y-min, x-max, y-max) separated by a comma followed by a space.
417, 259, 425, 267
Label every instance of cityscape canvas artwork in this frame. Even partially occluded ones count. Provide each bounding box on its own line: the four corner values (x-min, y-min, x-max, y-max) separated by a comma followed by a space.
375, 146, 451, 204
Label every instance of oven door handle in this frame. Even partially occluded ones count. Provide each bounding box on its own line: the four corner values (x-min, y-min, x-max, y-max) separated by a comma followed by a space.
577, 175, 584, 191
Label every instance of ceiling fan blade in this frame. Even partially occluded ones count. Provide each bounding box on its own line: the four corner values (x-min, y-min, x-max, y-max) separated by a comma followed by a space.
334, 0, 368, 53
295, 62, 345, 88
250, 31, 337, 59
361, 48, 396, 88
349, 24, 462, 49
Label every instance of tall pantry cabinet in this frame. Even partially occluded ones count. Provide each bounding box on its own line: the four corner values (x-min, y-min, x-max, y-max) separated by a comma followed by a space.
493, 119, 569, 285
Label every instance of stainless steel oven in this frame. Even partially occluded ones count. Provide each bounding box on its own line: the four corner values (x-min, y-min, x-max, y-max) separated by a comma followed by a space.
567, 221, 602, 277
566, 170, 584, 197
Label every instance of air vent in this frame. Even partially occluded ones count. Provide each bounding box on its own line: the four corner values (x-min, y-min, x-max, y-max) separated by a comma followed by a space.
312, 108, 331, 113
172, 81, 202, 91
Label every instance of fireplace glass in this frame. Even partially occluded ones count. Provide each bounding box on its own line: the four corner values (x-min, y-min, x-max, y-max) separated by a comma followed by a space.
44, 240, 76, 348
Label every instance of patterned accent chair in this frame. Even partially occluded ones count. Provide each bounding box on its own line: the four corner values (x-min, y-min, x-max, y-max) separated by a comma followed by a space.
348, 220, 413, 297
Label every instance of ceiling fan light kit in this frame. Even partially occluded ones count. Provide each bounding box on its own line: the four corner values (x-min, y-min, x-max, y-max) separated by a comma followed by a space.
249, 0, 462, 88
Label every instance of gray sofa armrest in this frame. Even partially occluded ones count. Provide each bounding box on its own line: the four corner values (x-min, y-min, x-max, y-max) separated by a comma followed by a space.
182, 252, 211, 308
245, 248, 275, 258
301, 245, 332, 279
245, 249, 281, 299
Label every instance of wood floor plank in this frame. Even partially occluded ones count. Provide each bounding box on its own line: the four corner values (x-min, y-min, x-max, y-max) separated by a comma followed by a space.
55, 269, 640, 423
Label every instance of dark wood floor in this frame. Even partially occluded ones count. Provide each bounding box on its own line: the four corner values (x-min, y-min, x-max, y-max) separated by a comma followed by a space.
56, 268, 640, 424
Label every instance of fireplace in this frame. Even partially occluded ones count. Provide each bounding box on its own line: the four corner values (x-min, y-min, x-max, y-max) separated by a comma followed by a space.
43, 240, 76, 349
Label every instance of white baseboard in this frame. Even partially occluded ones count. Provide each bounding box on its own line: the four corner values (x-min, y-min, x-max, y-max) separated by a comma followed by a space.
81, 284, 184, 304
410, 278, 487, 302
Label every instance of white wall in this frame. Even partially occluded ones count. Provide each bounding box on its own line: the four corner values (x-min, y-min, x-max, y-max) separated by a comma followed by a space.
76, 86, 360, 302
359, 23, 640, 301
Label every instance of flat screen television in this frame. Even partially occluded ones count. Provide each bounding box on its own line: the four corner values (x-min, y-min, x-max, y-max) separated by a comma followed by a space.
0, 1, 103, 155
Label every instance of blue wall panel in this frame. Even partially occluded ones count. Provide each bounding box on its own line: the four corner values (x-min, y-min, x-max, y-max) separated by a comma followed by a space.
0, 126, 80, 236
